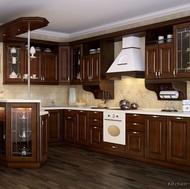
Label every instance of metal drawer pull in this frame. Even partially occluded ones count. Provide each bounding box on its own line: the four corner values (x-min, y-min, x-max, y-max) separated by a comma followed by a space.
132, 131, 139, 134
112, 145, 117, 149
133, 114, 139, 117
94, 119, 97, 122
133, 123, 139, 126
153, 115, 159, 118
176, 117, 183, 120
93, 127, 97, 129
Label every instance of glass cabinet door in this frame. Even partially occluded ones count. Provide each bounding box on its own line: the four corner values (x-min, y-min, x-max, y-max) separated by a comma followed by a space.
4, 42, 25, 83
70, 44, 82, 84
174, 23, 190, 76
7, 103, 37, 162
11, 108, 32, 157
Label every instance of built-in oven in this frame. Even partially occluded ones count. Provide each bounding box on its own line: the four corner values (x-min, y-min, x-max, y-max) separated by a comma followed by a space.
103, 111, 126, 145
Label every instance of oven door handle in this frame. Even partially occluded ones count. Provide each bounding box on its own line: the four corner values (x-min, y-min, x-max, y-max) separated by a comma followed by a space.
104, 119, 122, 122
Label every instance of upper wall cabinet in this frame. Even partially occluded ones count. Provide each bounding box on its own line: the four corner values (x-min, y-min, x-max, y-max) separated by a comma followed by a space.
145, 26, 174, 80
3, 42, 25, 84
70, 39, 114, 85
3, 41, 59, 85
173, 22, 190, 78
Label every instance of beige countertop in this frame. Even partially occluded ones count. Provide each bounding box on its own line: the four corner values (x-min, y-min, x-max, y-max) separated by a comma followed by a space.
41, 105, 190, 117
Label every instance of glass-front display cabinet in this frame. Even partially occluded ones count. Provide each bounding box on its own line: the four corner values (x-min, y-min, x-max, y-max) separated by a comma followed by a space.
3, 42, 25, 84
0, 100, 48, 168
174, 22, 190, 78
70, 44, 82, 84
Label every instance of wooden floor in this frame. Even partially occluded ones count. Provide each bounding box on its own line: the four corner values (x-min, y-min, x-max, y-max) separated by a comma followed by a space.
0, 146, 190, 189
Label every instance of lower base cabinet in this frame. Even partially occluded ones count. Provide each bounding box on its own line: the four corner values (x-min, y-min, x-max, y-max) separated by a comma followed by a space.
57, 109, 190, 171
126, 114, 145, 157
89, 111, 103, 148
167, 116, 190, 165
64, 110, 89, 145
47, 109, 63, 145
0, 102, 48, 168
64, 109, 77, 143
145, 115, 167, 161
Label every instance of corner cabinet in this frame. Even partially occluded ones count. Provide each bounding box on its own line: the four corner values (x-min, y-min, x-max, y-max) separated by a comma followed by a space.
0, 101, 47, 168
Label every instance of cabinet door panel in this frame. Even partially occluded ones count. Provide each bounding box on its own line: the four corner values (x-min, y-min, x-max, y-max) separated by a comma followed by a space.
159, 43, 173, 78
47, 110, 63, 143
145, 45, 158, 79
126, 131, 144, 157
89, 126, 103, 148
26, 52, 42, 80
76, 111, 88, 145
167, 117, 190, 165
145, 116, 166, 160
64, 116, 76, 143
59, 46, 70, 84
41, 53, 58, 83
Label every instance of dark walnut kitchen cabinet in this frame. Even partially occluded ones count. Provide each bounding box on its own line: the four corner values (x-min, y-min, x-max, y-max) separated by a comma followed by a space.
70, 44, 82, 84
4, 41, 58, 85
3, 42, 25, 84
0, 101, 47, 168
145, 43, 173, 79
29, 51, 58, 84
82, 54, 100, 84
47, 109, 63, 145
40, 113, 48, 163
89, 111, 103, 148
173, 22, 190, 78
64, 109, 77, 143
76, 110, 89, 145
58, 45, 70, 84
167, 116, 190, 165
145, 115, 167, 161
126, 114, 145, 157
64, 110, 103, 148
63, 109, 89, 146
70, 39, 114, 85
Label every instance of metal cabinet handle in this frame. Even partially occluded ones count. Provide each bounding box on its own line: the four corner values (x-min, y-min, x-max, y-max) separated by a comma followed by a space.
94, 119, 97, 122
132, 131, 139, 134
133, 123, 139, 126
112, 145, 117, 149
176, 117, 183, 120
93, 126, 97, 129
133, 114, 139, 117
153, 115, 159, 118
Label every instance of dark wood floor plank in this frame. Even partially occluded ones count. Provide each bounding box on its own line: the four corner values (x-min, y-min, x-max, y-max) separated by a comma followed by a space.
0, 146, 190, 189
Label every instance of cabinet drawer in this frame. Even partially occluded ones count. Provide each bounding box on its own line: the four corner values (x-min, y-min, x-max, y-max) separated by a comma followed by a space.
89, 118, 103, 126
103, 142, 125, 153
127, 114, 144, 122
89, 111, 103, 119
127, 122, 145, 131
64, 109, 76, 117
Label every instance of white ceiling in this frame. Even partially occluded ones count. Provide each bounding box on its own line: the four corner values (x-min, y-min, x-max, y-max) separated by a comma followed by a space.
1, 0, 190, 38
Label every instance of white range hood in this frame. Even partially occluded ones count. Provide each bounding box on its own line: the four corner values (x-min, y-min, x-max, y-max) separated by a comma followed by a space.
106, 36, 145, 78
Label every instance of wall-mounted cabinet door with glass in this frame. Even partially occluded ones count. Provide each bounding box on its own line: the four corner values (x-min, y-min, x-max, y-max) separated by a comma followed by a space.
3, 42, 25, 84
174, 22, 190, 78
